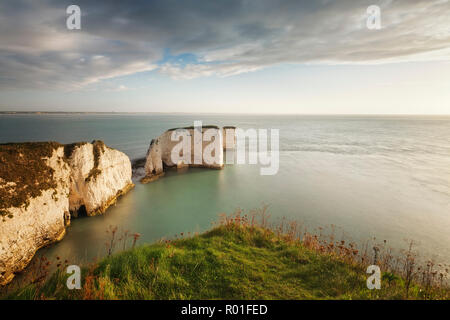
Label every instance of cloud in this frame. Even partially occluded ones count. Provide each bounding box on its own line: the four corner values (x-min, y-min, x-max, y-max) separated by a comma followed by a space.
0, 0, 449, 89
158, 62, 263, 80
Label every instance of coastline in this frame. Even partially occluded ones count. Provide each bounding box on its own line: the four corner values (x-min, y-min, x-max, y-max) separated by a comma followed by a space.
1, 116, 449, 298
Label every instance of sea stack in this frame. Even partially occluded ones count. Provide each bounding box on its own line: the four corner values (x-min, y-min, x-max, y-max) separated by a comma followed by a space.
142, 125, 236, 183
0, 141, 133, 285
222, 126, 237, 150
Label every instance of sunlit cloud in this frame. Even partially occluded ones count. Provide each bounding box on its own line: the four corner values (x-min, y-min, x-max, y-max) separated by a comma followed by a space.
0, 0, 449, 89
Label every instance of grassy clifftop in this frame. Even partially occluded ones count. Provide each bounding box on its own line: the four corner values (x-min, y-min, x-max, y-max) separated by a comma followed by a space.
6, 215, 450, 299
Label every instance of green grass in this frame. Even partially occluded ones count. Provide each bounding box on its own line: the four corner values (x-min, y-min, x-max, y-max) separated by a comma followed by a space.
5, 224, 448, 300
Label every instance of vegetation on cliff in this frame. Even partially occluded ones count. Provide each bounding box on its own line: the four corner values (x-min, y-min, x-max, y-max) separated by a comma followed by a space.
4, 209, 449, 300
0, 142, 63, 219
63, 142, 88, 159
167, 125, 221, 132
85, 140, 106, 183
0, 140, 113, 219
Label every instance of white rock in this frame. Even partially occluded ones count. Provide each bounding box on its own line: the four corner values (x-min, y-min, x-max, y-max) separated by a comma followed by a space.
0, 141, 133, 285
142, 126, 235, 183
67, 141, 133, 216
222, 126, 237, 150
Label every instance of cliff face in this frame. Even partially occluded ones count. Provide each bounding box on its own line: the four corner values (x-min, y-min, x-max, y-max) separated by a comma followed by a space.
142, 126, 234, 183
0, 141, 133, 285
67, 141, 134, 216
0, 144, 71, 286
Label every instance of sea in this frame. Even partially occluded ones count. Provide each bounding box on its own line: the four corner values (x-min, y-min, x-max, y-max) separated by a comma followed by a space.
1, 113, 449, 266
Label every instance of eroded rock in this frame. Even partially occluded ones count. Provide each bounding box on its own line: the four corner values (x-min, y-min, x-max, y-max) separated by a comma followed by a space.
142, 125, 235, 183
0, 141, 133, 285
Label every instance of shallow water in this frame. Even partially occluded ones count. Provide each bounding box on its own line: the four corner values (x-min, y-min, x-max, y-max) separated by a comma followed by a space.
1, 113, 449, 265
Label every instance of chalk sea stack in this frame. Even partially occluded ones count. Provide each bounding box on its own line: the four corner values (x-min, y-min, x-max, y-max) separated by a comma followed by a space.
0, 141, 133, 285
222, 126, 236, 150
141, 126, 236, 184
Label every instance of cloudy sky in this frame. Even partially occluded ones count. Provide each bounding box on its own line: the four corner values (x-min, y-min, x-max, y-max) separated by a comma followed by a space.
0, 0, 449, 114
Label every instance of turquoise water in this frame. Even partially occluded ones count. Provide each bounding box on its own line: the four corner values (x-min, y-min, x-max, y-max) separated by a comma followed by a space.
1, 114, 449, 265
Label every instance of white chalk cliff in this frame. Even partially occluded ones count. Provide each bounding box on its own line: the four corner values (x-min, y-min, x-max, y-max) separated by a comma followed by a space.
67, 141, 134, 216
0, 141, 133, 285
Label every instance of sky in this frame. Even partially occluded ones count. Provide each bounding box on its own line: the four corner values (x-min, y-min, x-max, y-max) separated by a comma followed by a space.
0, 0, 449, 114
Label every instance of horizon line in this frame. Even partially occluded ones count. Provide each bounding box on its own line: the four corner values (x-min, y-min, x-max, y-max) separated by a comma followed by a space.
1, 111, 449, 116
